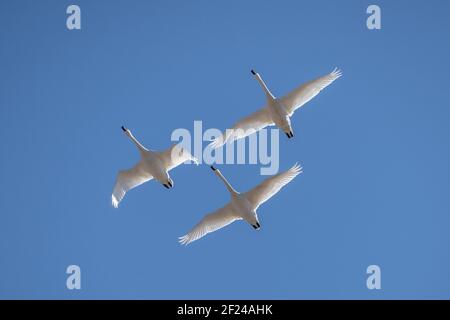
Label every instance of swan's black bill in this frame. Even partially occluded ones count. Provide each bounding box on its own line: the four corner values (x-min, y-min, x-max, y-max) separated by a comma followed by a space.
210, 166, 217, 171
121, 126, 127, 132
251, 69, 256, 75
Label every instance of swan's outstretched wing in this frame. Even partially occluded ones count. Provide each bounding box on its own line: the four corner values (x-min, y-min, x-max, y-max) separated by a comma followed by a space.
209, 108, 273, 149
281, 68, 342, 116
158, 144, 198, 171
245, 163, 302, 210
111, 161, 153, 208
179, 204, 241, 245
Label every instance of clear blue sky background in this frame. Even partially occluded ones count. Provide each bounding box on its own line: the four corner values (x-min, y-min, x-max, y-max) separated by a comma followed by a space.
1, 0, 449, 299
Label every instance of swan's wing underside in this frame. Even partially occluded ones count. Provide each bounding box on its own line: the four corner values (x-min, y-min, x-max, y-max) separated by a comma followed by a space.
111, 161, 153, 208
280, 68, 342, 116
158, 144, 198, 171
244, 163, 302, 210
179, 204, 241, 245
209, 108, 273, 149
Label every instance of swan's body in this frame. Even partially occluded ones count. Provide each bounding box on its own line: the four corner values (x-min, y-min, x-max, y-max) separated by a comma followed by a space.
179, 163, 302, 245
112, 126, 198, 208
210, 68, 342, 148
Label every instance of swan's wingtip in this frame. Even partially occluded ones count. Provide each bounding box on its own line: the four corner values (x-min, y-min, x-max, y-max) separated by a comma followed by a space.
331, 67, 343, 78
178, 235, 190, 245
208, 139, 221, 149
292, 162, 303, 174
111, 196, 119, 208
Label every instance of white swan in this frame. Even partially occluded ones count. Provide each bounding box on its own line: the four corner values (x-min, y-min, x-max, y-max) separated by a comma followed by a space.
179, 163, 302, 245
112, 126, 198, 208
209, 68, 342, 148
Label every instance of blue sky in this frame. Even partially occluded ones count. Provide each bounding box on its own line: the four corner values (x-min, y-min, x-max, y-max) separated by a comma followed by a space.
1, 0, 450, 299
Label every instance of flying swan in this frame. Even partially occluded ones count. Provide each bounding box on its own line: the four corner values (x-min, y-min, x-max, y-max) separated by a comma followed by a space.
112, 126, 198, 208
209, 68, 342, 148
179, 163, 302, 245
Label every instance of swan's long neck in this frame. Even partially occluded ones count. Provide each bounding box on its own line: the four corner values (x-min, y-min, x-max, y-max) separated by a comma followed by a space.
215, 170, 238, 195
127, 132, 147, 153
254, 72, 275, 101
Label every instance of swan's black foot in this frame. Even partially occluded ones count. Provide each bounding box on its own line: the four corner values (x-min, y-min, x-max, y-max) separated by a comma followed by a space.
163, 184, 170, 189
285, 131, 294, 139
167, 180, 173, 188
121, 126, 127, 132
256, 222, 261, 228
251, 69, 256, 75
210, 166, 217, 171
252, 225, 258, 229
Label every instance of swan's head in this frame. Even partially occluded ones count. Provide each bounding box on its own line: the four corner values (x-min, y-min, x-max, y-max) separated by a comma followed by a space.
210, 165, 224, 177
121, 126, 132, 136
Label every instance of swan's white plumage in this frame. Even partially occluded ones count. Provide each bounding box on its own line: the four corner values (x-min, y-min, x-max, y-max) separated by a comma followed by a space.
281, 68, 342, 116
209, 108, 273, 149
179, 164, 301, 245
209, 68, 342, 148
111, 161, 153, 208
158, 144, 198, 170
112, 127, 198, 208
179, 204, 240, 245
245, 163, 302, 210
